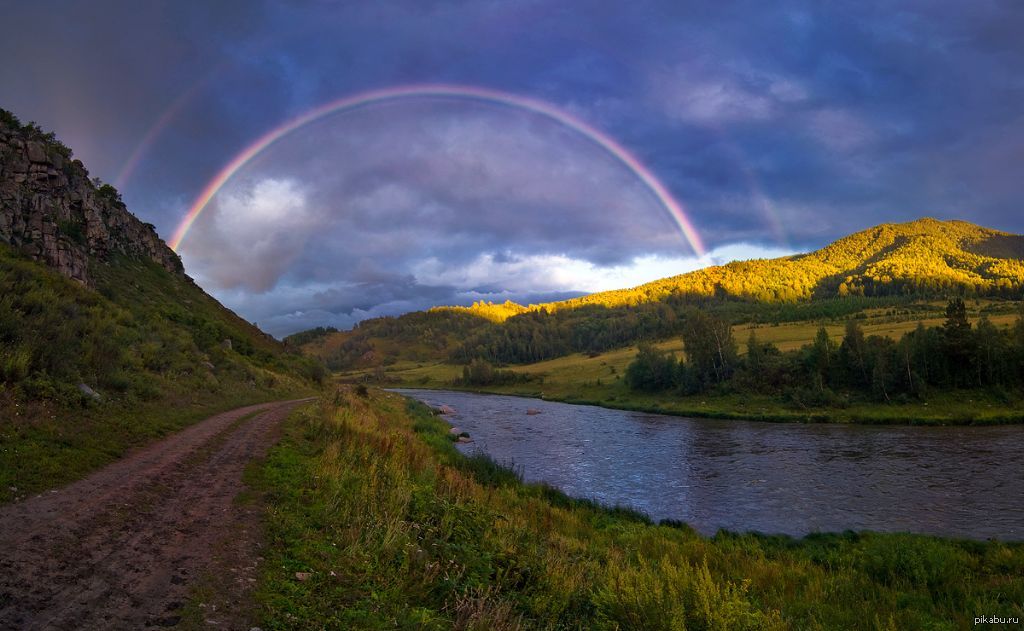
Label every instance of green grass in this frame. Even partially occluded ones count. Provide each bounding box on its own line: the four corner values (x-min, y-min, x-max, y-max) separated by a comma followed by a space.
0, 243, 323, 502
338, 309, 1024, 425
0, 377, 309, 504
249, 387, 1024, 629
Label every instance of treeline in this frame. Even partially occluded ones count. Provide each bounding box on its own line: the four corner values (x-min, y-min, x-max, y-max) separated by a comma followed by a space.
450, 301, 681, 364
447, 294, 935, 365
627, 299, 1024, 404
282, 326, 338, 347
452, 358, 534, 387
322, 310, 491, 369
317, 293, 938, 371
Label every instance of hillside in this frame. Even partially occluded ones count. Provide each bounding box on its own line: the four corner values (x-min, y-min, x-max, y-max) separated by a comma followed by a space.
0, 109, 325, 501
303, 218, 1024, 370
459, 218, 1024, 314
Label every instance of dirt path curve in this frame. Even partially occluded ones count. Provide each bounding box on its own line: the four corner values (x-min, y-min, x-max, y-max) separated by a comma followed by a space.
0, 398, 311, 630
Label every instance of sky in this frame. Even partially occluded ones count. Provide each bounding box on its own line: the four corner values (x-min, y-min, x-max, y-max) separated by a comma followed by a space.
2, 1, 1023, 337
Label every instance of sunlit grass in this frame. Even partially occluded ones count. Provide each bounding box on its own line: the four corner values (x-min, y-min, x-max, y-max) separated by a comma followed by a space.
337, 308, 1024, 424
251, 387, 1024, 629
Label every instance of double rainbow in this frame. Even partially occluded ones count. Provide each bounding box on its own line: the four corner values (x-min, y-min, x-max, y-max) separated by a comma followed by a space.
169, 84, 706, 256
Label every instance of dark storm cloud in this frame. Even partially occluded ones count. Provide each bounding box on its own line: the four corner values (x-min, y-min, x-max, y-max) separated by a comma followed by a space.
2, 0, 1023, 335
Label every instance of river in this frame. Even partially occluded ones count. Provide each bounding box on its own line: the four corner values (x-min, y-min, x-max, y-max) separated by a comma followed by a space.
394, 389, 1024, 540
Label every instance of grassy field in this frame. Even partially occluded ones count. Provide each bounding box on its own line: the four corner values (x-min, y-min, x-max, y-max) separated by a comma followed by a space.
247, 387, 1024, 629
337, 310, 1024, 425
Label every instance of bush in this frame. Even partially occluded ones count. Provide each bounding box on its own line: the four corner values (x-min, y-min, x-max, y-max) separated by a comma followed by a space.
0, 345, 31, 383
625, 344, 679, 391
857, 534, 968, 595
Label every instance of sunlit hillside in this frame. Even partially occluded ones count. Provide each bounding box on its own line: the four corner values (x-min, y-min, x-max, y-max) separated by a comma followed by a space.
299, 219, 1024, 370
449, 218, 1024, 318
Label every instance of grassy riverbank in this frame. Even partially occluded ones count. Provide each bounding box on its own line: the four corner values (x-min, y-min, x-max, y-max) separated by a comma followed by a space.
339, 349, 1024, 425
249, 386, 1024, 629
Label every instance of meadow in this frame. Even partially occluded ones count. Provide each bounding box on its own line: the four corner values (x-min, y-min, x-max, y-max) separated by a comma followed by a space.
337, 307, 1024, 425
245, 387, 1024, 629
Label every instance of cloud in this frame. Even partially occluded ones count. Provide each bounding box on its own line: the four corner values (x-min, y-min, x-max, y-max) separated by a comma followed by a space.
184, 177, 316, 291
178, 100, 696, 303
220, 243, 796, 337
805, 108, 877, 153
3, 0, 1024, 335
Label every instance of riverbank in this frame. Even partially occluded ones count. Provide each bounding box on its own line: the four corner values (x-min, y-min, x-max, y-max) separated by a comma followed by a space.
347, 359, 1024, 425
248, 386, 1024, 629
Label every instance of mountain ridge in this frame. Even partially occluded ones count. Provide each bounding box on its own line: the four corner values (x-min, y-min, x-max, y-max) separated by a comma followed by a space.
437, 217, 1024, 321
299, 217, 1024, 370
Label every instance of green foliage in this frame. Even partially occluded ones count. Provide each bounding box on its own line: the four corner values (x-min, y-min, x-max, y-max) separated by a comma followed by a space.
249, 388, 1024, 629
0, 108, 21, 128
625, 344, 678, 391
0, 243, 322, 501
455, 358, 532, 387
680, 309, 738, 389
625, 298, 1024, 407
95, 183, 123, 205
282, 325, 338, 347
56, 219, 86, 245
1, 108, 73, 158
306, 219, 1024, 372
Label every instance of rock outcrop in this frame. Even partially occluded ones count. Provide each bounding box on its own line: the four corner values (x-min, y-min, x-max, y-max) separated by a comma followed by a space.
0, 111, 183, 284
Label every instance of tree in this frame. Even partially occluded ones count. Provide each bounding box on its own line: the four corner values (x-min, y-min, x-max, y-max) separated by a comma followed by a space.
625, 344, 678, 391
806, 326, 836, 393
942, 298, 974, 387
973, 316, 1004, 386
839, 320, 869, 388
679, 309, 736, 388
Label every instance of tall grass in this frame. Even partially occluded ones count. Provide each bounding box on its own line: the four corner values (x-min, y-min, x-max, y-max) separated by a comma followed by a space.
252, 387, 1024, 629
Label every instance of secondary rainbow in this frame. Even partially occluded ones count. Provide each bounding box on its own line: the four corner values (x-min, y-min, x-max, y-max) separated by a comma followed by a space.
169, 84, 706, 256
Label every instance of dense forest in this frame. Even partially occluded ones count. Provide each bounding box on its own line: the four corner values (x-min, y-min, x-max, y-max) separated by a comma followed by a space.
626, 299, 1024, 406
300, 219, 1024, 371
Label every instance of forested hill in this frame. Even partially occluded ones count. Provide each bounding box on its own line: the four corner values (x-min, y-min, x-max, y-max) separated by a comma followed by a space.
447, 218, 1024, 319
302, 219, 1024, 371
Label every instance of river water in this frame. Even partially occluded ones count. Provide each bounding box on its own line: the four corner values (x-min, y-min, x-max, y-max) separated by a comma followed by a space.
393, 389, 1024, 540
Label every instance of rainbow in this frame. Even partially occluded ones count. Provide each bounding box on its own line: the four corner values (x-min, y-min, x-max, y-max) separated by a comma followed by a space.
170, 84, 706, 256
113, 66, 223, 191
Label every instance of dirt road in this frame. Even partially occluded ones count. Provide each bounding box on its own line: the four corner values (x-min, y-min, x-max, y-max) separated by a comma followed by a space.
0, 398, 310, 629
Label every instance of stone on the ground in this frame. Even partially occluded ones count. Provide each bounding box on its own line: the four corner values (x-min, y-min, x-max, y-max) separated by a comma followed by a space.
77, 383, 101, 401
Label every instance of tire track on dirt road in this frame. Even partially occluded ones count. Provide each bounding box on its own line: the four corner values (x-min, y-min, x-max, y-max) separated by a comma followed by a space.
0, 397, 312, 629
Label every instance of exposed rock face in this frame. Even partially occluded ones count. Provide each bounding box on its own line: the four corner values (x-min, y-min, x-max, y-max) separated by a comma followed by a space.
0, 115, 184, 284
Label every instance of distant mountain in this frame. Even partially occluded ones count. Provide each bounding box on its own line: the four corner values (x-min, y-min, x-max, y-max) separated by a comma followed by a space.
446, 218, 1024, 319
0, 108, 324, 420
300, 218, 1024, 370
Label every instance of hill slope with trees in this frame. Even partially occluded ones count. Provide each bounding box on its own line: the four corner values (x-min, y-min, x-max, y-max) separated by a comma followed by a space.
303, 218, 1024, 370
0, 108, 325, 501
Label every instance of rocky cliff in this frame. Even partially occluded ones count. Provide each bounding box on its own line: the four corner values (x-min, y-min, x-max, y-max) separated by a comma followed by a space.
0, 110, 183, 284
